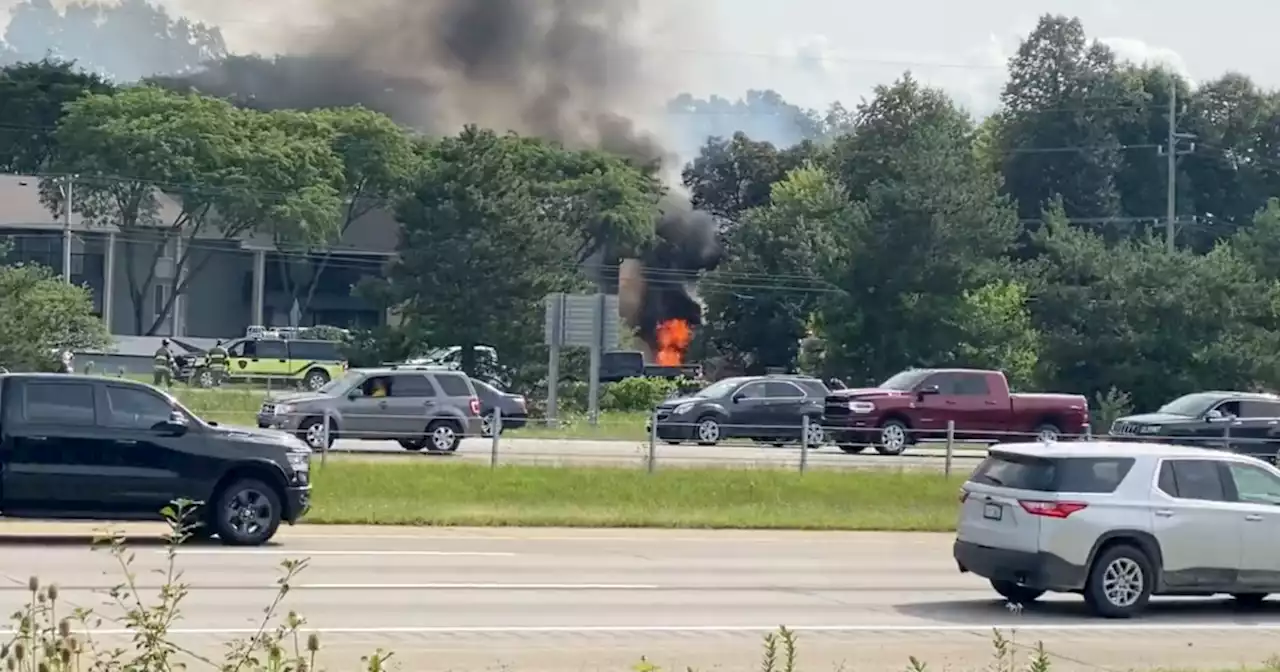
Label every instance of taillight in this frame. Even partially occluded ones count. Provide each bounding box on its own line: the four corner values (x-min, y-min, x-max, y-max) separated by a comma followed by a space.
469, 397, 481, 415
959, 489, 970, 503
1019, 500, 1088, 518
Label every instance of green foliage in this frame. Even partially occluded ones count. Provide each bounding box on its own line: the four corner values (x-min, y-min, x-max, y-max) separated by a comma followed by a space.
602, 376, 681, 412
0, 262, 110, 371
0, 58, 115, 173
1092, 387, 1135, 432
949, 280, 1041, 389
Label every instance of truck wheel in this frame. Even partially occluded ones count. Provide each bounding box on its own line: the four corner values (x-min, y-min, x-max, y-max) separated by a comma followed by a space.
304, 368, 330, 391
875, 420, 910, 455
1034, 423, 1062, 442
213, 478, 282, 546
838, 444, 867, 454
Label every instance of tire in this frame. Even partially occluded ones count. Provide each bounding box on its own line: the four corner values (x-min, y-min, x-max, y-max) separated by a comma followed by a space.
298, 417, 335, 450
212, 478, 282, 546
480, 412, 498, 437
426, 419, 462, 452
1232, 593, 1268, 608
838, 444, 868, 454
398, 438, 426, 451
803, 419, 824, 447
875, 419, 910, 455
990, 579, 1045, 605
195, 368, 215, 389
1083, 544, 1154, 618
694, 416, 722, 446
1034, 422, 1062, 443
304, 368, 331, 391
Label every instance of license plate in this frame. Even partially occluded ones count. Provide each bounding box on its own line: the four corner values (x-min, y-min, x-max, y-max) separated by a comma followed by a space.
983, 503, 1003, 520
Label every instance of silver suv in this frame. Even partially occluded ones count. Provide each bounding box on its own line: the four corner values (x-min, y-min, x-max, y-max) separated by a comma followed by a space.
955, 440, 1280, 618
256, 366, 482, 453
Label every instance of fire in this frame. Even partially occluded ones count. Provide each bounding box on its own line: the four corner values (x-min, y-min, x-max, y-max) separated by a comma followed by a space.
655, 319, 692, 366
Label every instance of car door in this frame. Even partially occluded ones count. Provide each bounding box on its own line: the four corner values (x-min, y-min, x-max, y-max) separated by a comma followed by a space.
948, 373, 998, 440
1221, 461, 1280, 590
340, 374, 392, 439
252, 339, 292, 381
1, 379, 117, 513
99, 384, 193, 513
728, 381, 771, 438
1232, 400, 1280, 461
385, 373, 438, 438
1190, 399, 1241, 449
762, 381, 807, 438
913, 372, 960, 439
1151, 458, 1241, 589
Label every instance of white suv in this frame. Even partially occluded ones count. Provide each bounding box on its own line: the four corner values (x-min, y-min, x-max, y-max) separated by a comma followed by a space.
955, 440, 1280, 618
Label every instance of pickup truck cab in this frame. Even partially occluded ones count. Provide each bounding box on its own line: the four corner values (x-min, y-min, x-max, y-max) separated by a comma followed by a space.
822, 368, 1090, 456
0, 373, 312, 545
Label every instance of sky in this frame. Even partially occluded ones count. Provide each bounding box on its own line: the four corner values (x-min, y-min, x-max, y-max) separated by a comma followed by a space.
5, 0, 1277, 119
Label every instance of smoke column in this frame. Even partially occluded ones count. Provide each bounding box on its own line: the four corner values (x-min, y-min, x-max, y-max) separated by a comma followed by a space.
161, 0, 721, 356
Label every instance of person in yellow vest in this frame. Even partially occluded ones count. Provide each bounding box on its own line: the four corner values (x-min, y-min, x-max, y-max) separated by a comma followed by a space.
153, 339, 174, 387
370, 379, 388, 397
207, 339, 229, 387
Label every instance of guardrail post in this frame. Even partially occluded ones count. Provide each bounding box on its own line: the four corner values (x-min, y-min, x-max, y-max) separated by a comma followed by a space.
944, 420, 955, 478
490, 407, 502, 469
647, 410, 658, 474
320, 408, 330, 468
799, 415, 810, 474
1085, 424, 1093, 440
1224, 421, 1232, 451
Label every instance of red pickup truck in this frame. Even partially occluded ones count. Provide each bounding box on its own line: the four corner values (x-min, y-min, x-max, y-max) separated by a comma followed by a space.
822, 368, 1089, 455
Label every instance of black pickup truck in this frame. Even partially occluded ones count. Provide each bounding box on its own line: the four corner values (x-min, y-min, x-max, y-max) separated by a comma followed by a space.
0, 373, 312, 544
600, 351, 701, 383
1109, 391, 1280, 462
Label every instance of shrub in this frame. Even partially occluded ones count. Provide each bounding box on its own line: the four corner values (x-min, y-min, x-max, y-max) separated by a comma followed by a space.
601, 377, 680, 412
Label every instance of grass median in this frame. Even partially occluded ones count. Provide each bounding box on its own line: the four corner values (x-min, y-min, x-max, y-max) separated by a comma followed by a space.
306, 461, 963, 530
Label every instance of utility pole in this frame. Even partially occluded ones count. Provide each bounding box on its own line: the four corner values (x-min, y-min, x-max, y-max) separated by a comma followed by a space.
1162, 85, 1197, 252
61, 175, 74, 282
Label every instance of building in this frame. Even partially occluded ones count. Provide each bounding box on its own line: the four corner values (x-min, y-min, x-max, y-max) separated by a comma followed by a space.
0, 175, 399, 337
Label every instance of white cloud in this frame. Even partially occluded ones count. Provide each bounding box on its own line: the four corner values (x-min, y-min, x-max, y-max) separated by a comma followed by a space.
1099, 36, 1195, 86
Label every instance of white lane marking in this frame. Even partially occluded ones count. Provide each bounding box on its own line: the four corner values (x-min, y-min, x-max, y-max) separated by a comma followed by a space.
163, 550, 516, 557
0, 583, 659, 591
14, 623, 1280, 635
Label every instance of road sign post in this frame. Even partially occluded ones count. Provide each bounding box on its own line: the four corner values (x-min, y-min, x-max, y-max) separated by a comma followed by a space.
544, 293, 620, 427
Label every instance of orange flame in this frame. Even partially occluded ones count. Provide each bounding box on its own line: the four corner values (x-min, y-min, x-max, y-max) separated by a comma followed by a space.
655, 319, 693, 366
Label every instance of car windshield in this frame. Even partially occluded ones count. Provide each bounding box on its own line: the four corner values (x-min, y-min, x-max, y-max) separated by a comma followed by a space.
695, 377, 748, 398
1157, 393, 1224, 417
879, 370, 932, 391
320, 371, 364, 395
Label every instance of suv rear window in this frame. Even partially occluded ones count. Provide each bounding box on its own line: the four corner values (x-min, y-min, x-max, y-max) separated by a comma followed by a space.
433, 373, 473, 397
970, 452, 1135, 493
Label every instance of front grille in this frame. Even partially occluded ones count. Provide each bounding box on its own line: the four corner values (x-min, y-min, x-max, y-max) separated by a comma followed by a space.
1111, 422, 1139, 436
823, 395, 851, 419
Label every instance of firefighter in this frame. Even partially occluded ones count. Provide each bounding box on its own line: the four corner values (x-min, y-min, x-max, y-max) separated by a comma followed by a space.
153, 339, 174, 387
207, 339, 229, 387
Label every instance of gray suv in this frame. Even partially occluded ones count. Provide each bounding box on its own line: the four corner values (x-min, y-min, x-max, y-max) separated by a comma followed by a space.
256, 366, 482, 453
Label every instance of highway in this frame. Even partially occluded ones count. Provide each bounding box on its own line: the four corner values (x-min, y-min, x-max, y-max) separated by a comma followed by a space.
0, 522, 1278, 671
326, 436, 993, 470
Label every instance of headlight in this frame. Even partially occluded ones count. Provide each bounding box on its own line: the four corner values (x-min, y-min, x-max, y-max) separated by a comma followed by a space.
674, 402, 696, 414
848, 401, 876, 413
286, 452, 310, 471
275, 404, 294, 416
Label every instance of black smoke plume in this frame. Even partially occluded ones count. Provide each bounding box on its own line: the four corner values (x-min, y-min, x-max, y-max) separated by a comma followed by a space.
156, 0, 720, 356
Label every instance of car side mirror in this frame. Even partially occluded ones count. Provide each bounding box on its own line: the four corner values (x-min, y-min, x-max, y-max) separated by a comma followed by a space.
732, 392, 746, 404
154, 413, 188, 436
347, 389, 362, 400
917, 385, 940, 400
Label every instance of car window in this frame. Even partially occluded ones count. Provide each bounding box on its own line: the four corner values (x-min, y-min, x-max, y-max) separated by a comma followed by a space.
970, 452, 1134, 493
1158, 459, 1229, 502
255, 340, 288, 359
390, 374, 437, 397
764, 381, 803, 398
105, 386, 173, 429
1227, 463, 1280, 505
289, 341, 341, 361
1239, 400, 1280, 418
737, 381, 768, 399
471, 379, 499, 401
923, 373, 959, 395
25, 382, 96, 425
236, 340, 256, 358
953, 374, 991, 396
433, 374, 472, 397
359, 375, 393, 397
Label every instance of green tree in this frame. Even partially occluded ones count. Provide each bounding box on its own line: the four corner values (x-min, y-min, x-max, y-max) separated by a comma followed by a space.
46, 87, 345, 334
0, 260, 110, 371
700, 164, 852, 372
1028, 199, 1280, 410
820, 76, 1021, 382
0, 59, 114, 174
382, 127, 615, 382
947, 280, 1041, 389
681, 131, 823, 223
996, 15, 1138, 224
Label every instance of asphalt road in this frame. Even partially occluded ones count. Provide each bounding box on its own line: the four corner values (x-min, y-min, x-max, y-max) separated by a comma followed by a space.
1, 522, 1278, 671
326, 436, 993, 471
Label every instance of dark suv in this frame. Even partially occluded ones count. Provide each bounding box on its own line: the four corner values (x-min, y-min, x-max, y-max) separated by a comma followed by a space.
649, 375, 829, 446
0, 373, 311, 546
